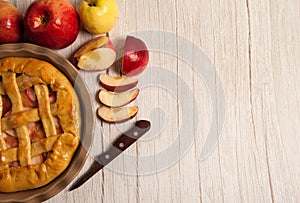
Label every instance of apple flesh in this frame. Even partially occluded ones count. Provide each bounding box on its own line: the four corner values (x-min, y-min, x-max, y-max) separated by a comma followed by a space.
97, 105, 138, 123
121, 36, 149, 76
79, 0, 119, 34
77, 48, 116, 71
25, 87, 37, 101
75, 36, 116, 71
99, 74, 138, 92
98, 88, 139, 107
0, 1, 23, 44
24, 0, 79, 49
74, 36, 110, 59
21, 90, 38, 108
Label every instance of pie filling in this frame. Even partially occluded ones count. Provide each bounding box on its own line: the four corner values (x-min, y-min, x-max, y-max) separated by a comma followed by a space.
1, 86, 62, 168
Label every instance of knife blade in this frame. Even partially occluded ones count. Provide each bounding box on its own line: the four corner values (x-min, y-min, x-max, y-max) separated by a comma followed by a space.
69, 120, 151, 191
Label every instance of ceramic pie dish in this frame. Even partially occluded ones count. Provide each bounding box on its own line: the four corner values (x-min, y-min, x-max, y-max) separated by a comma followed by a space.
0, 43, 95, 202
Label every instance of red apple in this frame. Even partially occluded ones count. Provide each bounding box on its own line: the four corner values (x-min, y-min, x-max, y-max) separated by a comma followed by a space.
24, 0, 79, 49
121, 36, 149, 76
0, 1, 23, 44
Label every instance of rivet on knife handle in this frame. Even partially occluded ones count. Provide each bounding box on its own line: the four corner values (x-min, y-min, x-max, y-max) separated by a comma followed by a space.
69, 120, 151, 191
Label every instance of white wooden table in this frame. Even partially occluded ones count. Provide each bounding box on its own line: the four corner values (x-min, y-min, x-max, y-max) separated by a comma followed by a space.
9, 0, 300, 202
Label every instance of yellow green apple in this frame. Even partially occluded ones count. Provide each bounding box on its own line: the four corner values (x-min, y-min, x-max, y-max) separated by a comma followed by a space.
79, 0, 119, 34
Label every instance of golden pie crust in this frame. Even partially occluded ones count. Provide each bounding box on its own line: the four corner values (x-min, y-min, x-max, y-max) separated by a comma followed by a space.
0, 57, 80, 192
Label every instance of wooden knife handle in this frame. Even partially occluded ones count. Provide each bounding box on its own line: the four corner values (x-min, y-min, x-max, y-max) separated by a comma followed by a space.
69, 120, 151, 191
97, 120, 151, 166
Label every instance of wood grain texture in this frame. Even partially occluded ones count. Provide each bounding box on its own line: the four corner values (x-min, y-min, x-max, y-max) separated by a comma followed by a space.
5, 0, 300, 202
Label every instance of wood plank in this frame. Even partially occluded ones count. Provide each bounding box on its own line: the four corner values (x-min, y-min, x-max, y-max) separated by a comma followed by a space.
4, 0, 300, 202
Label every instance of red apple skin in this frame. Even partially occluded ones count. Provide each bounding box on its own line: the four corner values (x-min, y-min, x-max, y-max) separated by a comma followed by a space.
0, 1, 23, 44
104, 38, 115, 51
24, 0, 79, 49
2, 95, 12, 116
122, 36, 149, 76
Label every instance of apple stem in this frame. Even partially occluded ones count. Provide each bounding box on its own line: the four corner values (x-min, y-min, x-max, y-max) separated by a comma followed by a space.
88, 2, 96, 6
41, 16, 48, 24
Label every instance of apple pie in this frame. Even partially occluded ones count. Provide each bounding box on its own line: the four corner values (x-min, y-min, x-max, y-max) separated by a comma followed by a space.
0, 57, 80, 192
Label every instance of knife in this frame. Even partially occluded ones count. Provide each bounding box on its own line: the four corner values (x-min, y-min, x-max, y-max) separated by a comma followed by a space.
69, 120, 151, 191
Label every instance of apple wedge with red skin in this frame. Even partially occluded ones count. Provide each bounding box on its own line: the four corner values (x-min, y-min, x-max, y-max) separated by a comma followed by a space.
24, 0, 79, 49
99, 88, 139, 108
97, 105, 138, 123
74, 36, 116, 71
99, 74, 138, 92
121, 36, 149, 76
74, 36, 110, 59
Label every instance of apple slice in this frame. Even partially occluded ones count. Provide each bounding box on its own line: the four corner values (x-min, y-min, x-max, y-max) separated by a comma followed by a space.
75, 36, 116, 71
25, 87, 37, 101
21, 90, 38, 108
5, 129, 16, 137
99, 88, 139, 107
1, 95, 12, 116
121, 36, 149, 76
99, 74, 138, 92
77, 48, 116, 71
31, 154, 43, 165
74, 36, 109, 59
2, 132, 18, 149
97, 106, 138, 123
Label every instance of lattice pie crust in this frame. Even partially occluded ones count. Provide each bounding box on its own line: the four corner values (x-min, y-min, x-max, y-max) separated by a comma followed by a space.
0, 57, 80, 192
